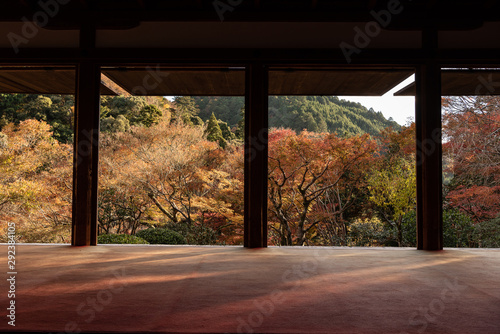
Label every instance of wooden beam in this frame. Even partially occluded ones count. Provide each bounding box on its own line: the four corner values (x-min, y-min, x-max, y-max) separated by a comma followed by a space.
19, 0, 30, 8
72, 24, 100, 246
72, 62, 101, 246
79, 0, 89, 9
2, 47, 500, 65
0, 3, 496, 24
367, 0, 377, 9
244, 63, 268, 248
425, 0, 438, 9
483, 0, 499, 9
415, 31, 443, 250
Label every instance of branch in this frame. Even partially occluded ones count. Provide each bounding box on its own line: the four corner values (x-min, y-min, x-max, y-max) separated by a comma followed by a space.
148, 192, 174, 221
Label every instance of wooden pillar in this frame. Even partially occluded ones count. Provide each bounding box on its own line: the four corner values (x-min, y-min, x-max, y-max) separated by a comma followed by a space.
244, 63, 268, 248
415, 30, 443, 250
72, 26, 100, 246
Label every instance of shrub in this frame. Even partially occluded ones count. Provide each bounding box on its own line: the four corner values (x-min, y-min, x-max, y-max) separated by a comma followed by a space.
97, 234, 149, 244
473, 217, 500, 248
135, 228, 187, 245
443, 209, 475, 247
399, 209, 476, 247
348, 217, 386, 246
165, 221, 219, 245
401, 210, 417, 247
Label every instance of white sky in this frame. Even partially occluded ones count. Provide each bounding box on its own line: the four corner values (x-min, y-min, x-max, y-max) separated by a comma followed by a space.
338, 75, 415, 126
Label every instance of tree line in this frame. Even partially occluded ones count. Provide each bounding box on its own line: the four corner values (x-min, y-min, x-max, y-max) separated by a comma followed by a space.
0, 94, 498, 247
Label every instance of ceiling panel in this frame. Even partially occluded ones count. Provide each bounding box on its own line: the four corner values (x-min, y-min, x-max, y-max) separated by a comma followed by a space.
394, 70, 500, 96
102, 69, 245, 96
269, 69, 413, 96
103, 68, 413, 96
0, 68, 117, 95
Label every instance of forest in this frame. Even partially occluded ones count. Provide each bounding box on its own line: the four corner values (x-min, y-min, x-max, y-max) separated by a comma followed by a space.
0, 93, 499, 247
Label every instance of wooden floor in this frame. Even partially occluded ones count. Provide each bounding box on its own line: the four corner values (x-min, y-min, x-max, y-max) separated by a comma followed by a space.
1, 244, 499, 334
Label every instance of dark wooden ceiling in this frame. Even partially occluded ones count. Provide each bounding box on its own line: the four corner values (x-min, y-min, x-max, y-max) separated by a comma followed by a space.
102, 69, 245, 96
0, 0, 499, 30
0, 68, 117, 95
102, 68, 413, 96
269, 69, 412, 96
394, 70, 500, 96
2, 67, 499, 97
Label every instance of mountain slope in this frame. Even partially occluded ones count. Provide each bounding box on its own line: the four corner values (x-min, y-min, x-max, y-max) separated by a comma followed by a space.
195, 96, 400, 136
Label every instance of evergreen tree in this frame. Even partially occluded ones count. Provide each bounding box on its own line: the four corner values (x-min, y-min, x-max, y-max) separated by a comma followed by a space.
205, 113, 225, 147
133, 104, 162, 127
101, 115, 131, 133
195, 95, 400, 136
173, 96, 199, 124
0, 94, 74, 143
190, 116, 204, 126
218, 120, 235, 141
234, 107, 245, 139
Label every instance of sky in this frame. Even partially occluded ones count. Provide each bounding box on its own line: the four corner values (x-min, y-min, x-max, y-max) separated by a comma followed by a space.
338, 75, 415, 126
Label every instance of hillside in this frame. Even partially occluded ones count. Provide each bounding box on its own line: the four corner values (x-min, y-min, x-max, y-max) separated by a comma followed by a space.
0, 94, 400, 143
195, 96, 400, 136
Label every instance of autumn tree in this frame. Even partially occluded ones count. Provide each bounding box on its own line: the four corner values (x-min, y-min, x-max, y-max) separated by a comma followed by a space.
98, 132, 155, 235
443, 96, 500, 223
368, 158, 416, 246
0, 119, 72, 242
105, 120, 243, 244
368, 124, 416, 246
267, 128, 377, 246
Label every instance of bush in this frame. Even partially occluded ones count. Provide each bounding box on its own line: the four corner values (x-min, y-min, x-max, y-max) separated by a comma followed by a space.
401, 210, 417, 247
135, 228, 187, 245
473, 217, 500, 248
348, 218, 386, 246
165, 221, 220, 245
97, 234, 149, 244
443, 209, 475, 247
399, 209, 476, 247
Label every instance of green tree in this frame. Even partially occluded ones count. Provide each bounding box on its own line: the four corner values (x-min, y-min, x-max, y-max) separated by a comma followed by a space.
134, 104, 163, 127
173, 96, 199, 124
0, 94, 74, 143
368, 124, 417, 246
474, 216, 500, 248
399, 209, 477, 248
101, 115, 131, 133
234, 107, 245, 139
100, 96, 146, 122
368, 158, 416, 246
205, 113, 226, 147
218, 120, 235, 141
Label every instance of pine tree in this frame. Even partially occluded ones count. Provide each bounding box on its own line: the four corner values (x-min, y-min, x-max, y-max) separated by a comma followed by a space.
173, 96, 199, 123
205, 113, 223, 143
234, 107, 245, 139
131, 104, 162, 127
218, 120, 235, 141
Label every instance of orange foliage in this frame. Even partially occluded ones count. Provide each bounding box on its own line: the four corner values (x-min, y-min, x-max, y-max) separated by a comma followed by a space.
443, 96, 500, 222
268, 128, 377, 245
0, 120, 72, 242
